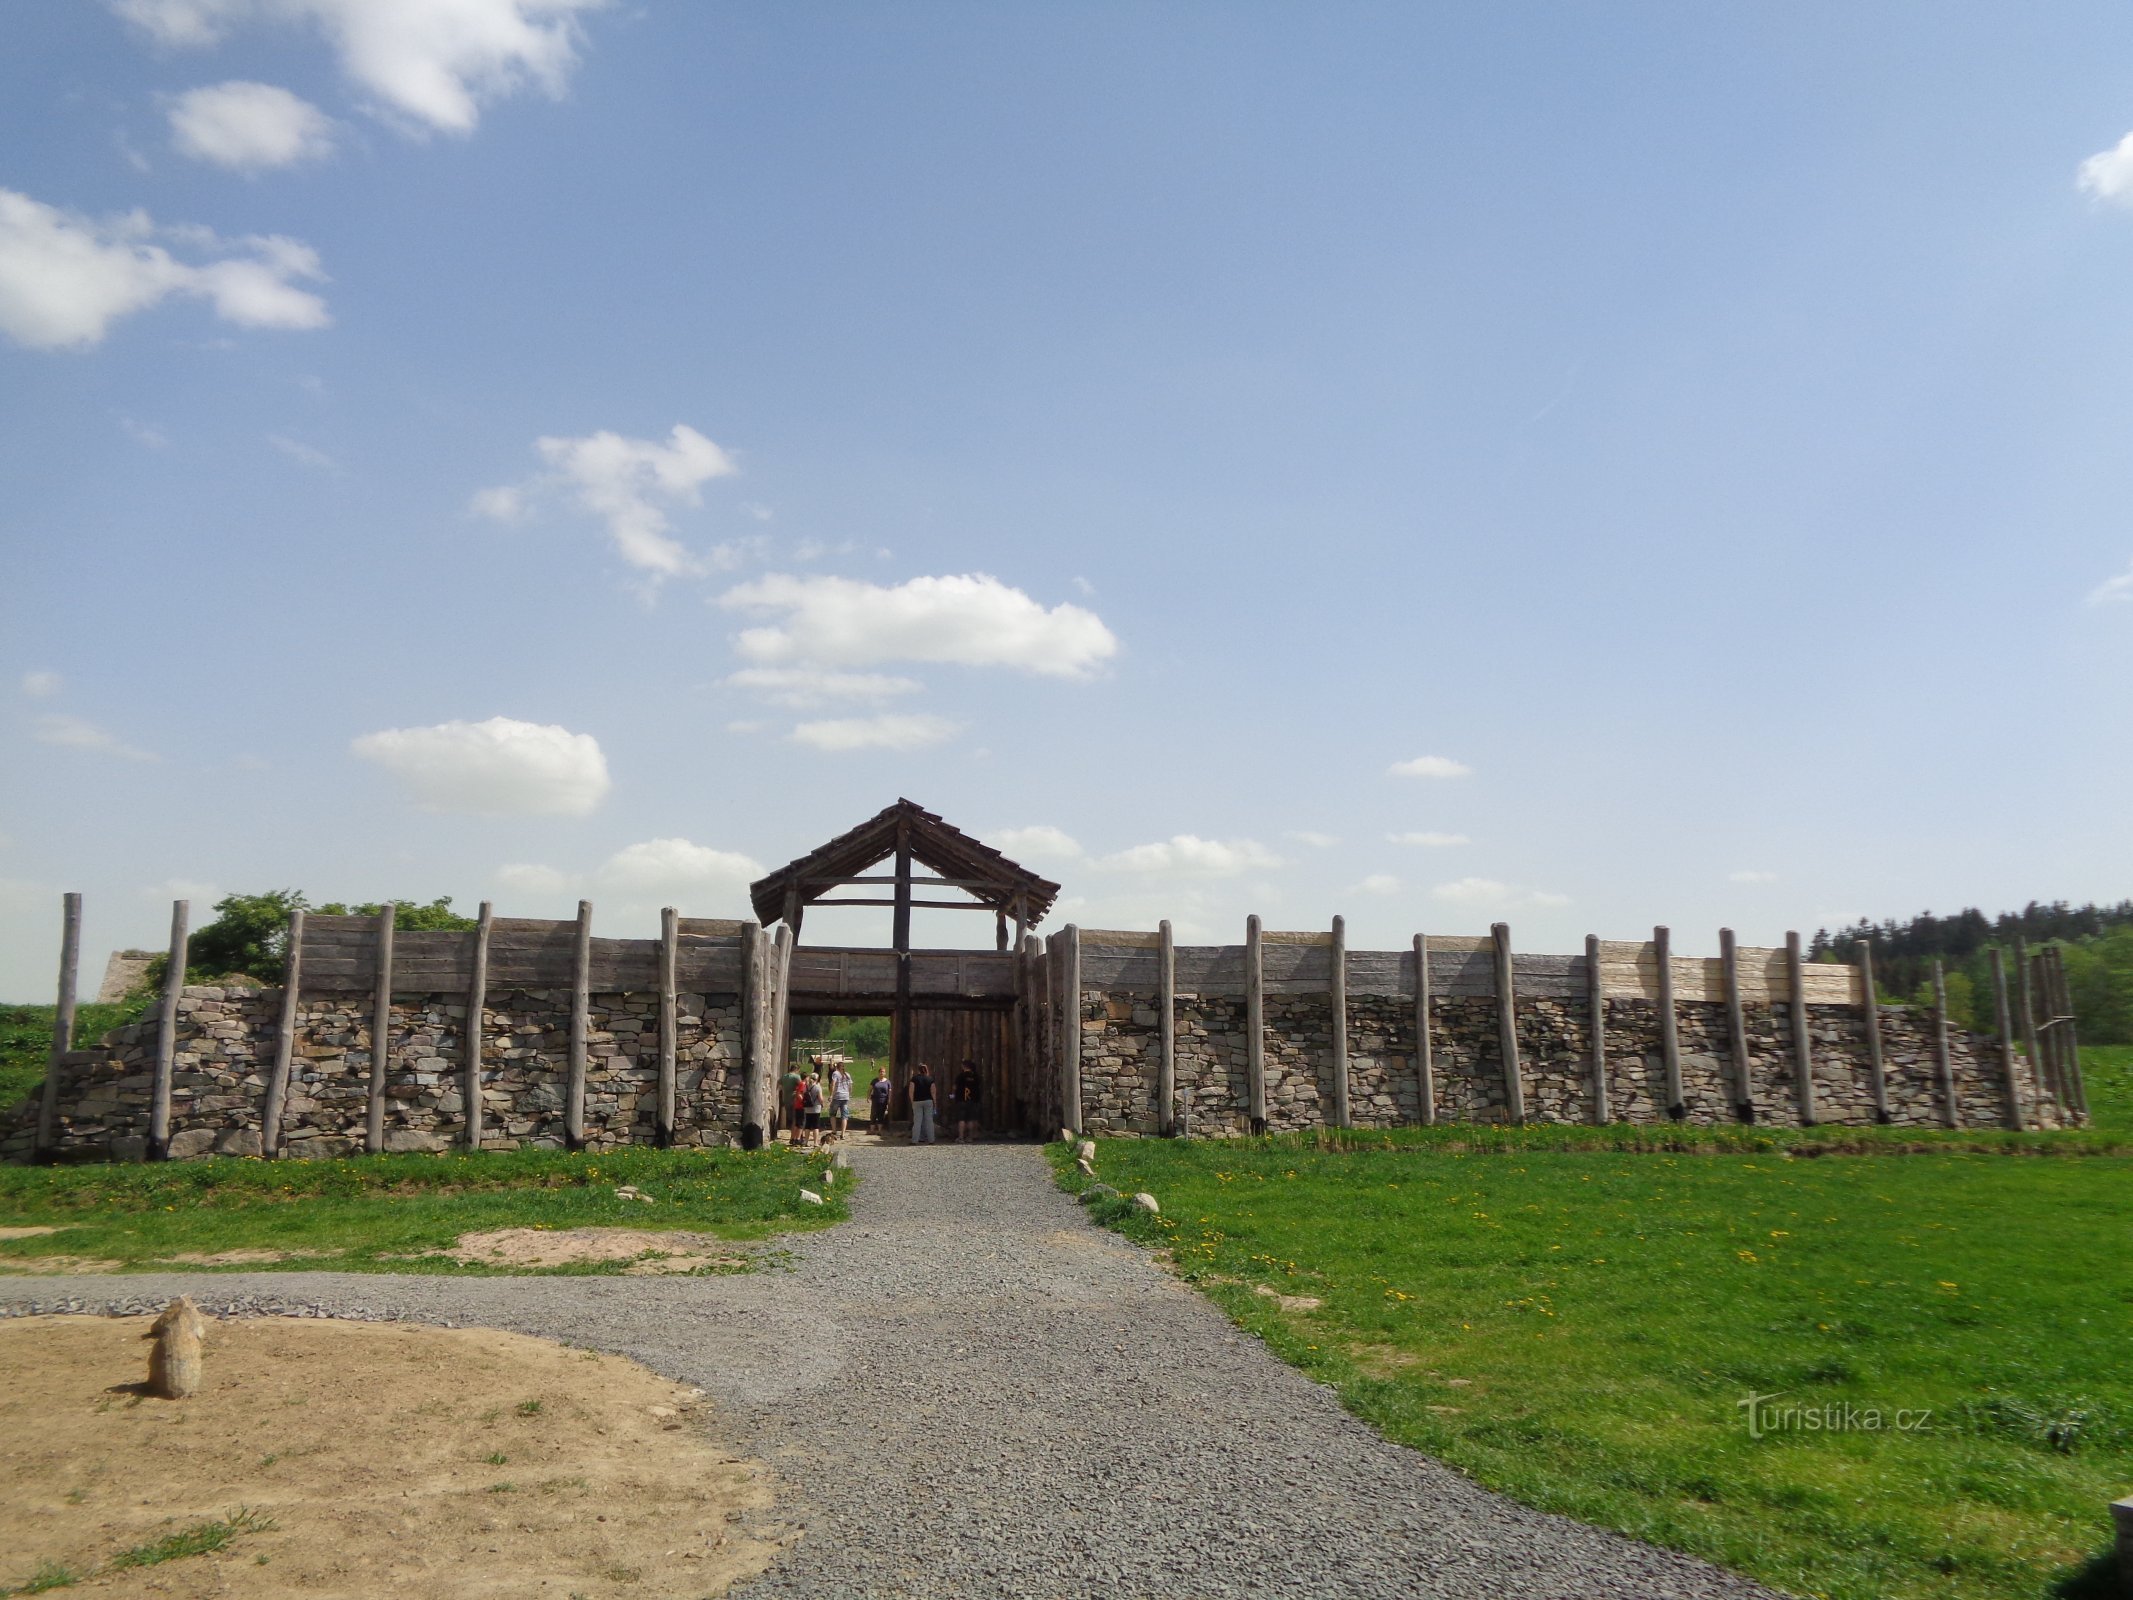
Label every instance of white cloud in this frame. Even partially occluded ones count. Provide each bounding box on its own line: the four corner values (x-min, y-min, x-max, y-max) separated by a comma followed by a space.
2087, 558, 2133, 605
788, 713, 958, 752
21, 671, 61, 698
719, 573, 1119, 678
495, 836, 763, 908
1728, 869, 1779, 885
479, 424, 737, 577
350, 715, 610, 815
1389, 755, 1472, 780
993, 825, 1082, 861
496, 861, 571, 895
268, 433, 338, 471
2079, 132, 2133, 207
113, 0, 606, 136
723, 666, 922, 709
33, 713, 156, 760
724, 720, 765, 735
1354, 873, 1401, 896
1389, 830, 1469, 847
468, 484, 525, 522
140, 875, 221, 905
1430, 876, 1570, 912
0, 188, 328, 349
169, 80, 334, 169
1288, 830, 1338, 849
1095, 835, 1283, 877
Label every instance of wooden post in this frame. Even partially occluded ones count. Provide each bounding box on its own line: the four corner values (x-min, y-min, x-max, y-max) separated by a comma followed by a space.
1329, 914, 1350, 1129
149, 899, 189, 1160
892, 819, 912, 1093
2048, 946, 2087, 1119
1414, 934, 1435, 1126
35, 891, 83, 1158
565, 899, 591, 1149
770, 923, 793, 1111
2013, 936, 2046, 1116
1988, 945, 2025, 1131
1585, 933, 1609, 1125
1786, 930, 1816, 1125
1654, 925, 1683, 1119
1857, 938, 1889, 1124
261, 907, 304, 1159
365, 903, 397, 1155
1157, 919, 1177, 1136
1245, 914, 1266, 1133
1063, 923, 1082, 1136
1492, 922, 1525, 1123
465, 901, 491, 1151
657, 906, 678, 1146
1720, 928, 1753, 1121
1930, 959, 1959, 1128
739, 920, 767, 1146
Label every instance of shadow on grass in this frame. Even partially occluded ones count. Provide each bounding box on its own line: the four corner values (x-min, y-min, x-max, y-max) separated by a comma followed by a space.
2049, 1546, 2124, 1598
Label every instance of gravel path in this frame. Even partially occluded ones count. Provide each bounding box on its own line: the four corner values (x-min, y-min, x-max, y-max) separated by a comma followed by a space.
1, 1143, 1780, 1599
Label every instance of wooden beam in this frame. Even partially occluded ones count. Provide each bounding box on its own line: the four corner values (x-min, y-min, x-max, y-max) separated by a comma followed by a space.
1063, 923, 1082, 1136
465, 901, 491, 1151
2054, 945, 2088, 1119
1720, 927, 1752, 1122
1492, 922, 1525, 1123
657, 905, 678, 1146
1157, 919, 1177, 1136
35, 891, 82, 1159
1586, 932, 1609, 1125
892, 823, 912, 1097
1857, 937, 1890, 1123
1988, 945, 2025, 1131
364, 903, 396, 1155
1786, 930, 1816, 1125
1930, 958, 1959, 1128
565, 899, 591, 1150
149, 898, 189, 1161
1329, 914, 1350, 1128
739, 920, 767, 1147
1654, 925, 1683, 1119
1245, 914, 1266, 1133
803, 875, 1009, 891
261, 907, 304, 1159
1414, 934, 1436, 1126
806, 896, 1008, 911
2013, 936, 2046, 1117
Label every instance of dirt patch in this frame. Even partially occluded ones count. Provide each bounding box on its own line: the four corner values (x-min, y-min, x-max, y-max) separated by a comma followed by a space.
0, 1314, 782, 1598
1252, 1284, 1323, 1313
0, 1226, 64, 1241
159, 1249, 349, 1267
440, 1228, 747, 1274
0, 1255, 123, 1275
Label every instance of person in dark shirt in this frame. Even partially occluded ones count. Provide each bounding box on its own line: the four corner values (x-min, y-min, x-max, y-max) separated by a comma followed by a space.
952, 1058, 982, 1142
869, 1068, 892, 1133
908, 1063, 938, 1144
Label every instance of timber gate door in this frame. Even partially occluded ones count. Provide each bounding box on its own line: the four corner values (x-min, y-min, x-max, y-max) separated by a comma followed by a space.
900, 1008, 1017, 1134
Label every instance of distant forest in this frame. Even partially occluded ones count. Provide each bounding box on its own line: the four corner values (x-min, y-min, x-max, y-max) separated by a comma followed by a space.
1810, 900, 2133, 1043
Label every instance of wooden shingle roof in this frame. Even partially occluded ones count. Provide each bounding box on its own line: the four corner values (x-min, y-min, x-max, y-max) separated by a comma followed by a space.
748, 798, 1061, 927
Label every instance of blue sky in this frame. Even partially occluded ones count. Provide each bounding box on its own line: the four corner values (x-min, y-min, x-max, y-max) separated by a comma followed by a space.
4, 1, 2131, 998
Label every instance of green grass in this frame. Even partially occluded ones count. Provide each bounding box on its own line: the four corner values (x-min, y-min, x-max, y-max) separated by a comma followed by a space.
2079, 1045, 2133, 1134
0, 1144, 850, 1273
0, 998, 153, 1121
6, 1511, 276, 1595
1055, 1130, 2133, 1600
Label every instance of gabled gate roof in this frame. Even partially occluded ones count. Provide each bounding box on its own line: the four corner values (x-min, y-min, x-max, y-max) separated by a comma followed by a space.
748, 797, 1061, 927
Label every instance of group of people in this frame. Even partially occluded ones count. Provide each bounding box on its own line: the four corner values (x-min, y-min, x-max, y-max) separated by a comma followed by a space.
904, 1059, 983, 1144
781, 1053, 985, 1145
782, 1056, 853, 1150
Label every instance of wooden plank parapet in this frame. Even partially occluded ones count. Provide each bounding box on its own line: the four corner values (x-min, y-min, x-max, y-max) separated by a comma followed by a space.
1858, 938, 1890, 1123
261, 907, 304, 1159
1245, 914, 1266, 1133
1586, 932, 1608, 1124
1654, 925, 1683, 1119
1064, 923, 1083, 1137
1329, 915, 1350, 1129
1492, 923, 1525, 1123
365, 904, 396, 1155
1720, 928, 1752, 1121
1989, 945, 2025, 1131
1157, 920, 1177, 1136
1414, 933, 1435, 1125
1786, 930, 1816, 1125
565, 900, 591, 1150
1931, 959, 1959, 1128
36, 892, 82, 1159
466, 902, 491, 1150
658, 906, 678, 1146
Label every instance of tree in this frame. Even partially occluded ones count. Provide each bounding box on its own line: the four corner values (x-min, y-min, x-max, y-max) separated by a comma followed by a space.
147, 891, 478, 985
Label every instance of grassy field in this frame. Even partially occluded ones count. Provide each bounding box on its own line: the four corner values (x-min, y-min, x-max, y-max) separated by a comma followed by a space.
0, 1145, 848, 1274
2079, 1045, 2132, 1133
1058, 1125, 2132, 1600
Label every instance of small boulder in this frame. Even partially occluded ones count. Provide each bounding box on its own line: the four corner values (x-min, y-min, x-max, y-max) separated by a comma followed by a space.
831, 1148, 851, 1169
1075, 1139, 1096, 1163
1075, 1158, 1095, 1177
799, 1188, 825, 1205
1131, 1192, 1160, 1215
821, 1169, 836, 1185
1058, 1128, 1074, 1144
145, 1296, 208, 1398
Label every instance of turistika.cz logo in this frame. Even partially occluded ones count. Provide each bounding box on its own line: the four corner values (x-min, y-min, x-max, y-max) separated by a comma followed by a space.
1736, 1391, 1933, 1440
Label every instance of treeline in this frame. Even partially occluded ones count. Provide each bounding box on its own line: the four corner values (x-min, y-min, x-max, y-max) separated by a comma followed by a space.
147, 890, 474, 989
1810, 900, 2133, 1044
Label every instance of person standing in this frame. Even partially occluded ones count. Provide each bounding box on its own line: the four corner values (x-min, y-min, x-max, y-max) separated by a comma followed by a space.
828, 1060, 853, 1141
869, 1067, 892, 1133
952, 1058, 982, 1143
908, 1062, 938, 1144
779, 1060, 804, 1144
801, 1071, 826, 1150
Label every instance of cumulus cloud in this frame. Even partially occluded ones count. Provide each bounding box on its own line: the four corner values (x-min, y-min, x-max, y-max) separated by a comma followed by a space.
169, 80, 334, 169
495, 861, 571, 895
33, 713, 156, 761
1430, 877, 1569, 911
351, 715, 610, 814
719, 573, 1118, 678
2087, 558, 2133, 605
0, 187, 328, 349
1288, 830, 1337, 849
1094, 835, 1283, 877
1388, 755, 1472, 780
1728, 869, 1779, 885
20, 671, 61, 698
788, 713, 958, 752
467, 484, 524, 522
1354, 873, 1401, 896
1389, 830, 1469, 847
2079, 132, 2133, 206
723, 667, 921, 709
113, 0, 606, 136
496, 836, 763, 907
992, 825, 1082, 861
476, 424, 737, 577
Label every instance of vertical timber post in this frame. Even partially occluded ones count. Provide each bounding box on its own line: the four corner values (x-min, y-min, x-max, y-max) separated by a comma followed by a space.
1157, 919, 1177, 1136
1720, 928, 1753, 1122
658, 906, 678, 1147
1654, 925, 1684, 1119
1492, 922, 1525, 1123
1931, 959, 1959, 1128
149, 899, 189, 1160
35, 891, 82, 1159
1063, 923, 1082, 1136
1245, 914, 1266, 1134
1989, 946, 2025, 1131
2013, 936, 2046, 1120
1414, 933, 1436, 1126
1585, 933, 1609, 1125
1786, 930, 1817, 1126
1858, 937, 1890, 1124
261, 907, 304, 1159
565, 899, 592, 1150
740, 920, 767, 1147
1329, 914, 1350, 1129
2047, 946, 2087, 1119
465, 901, 491, 1151
364, 903, 396, 1155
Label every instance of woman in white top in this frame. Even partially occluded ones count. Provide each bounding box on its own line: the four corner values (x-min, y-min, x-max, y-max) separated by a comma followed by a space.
828, 1062, 853, 1140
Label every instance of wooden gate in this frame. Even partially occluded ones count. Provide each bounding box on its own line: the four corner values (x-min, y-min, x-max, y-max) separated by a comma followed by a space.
896, 1007, 1017, 1133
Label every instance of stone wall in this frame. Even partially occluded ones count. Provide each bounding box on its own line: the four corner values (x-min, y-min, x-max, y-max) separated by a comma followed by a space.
3, 981, 748, 1162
